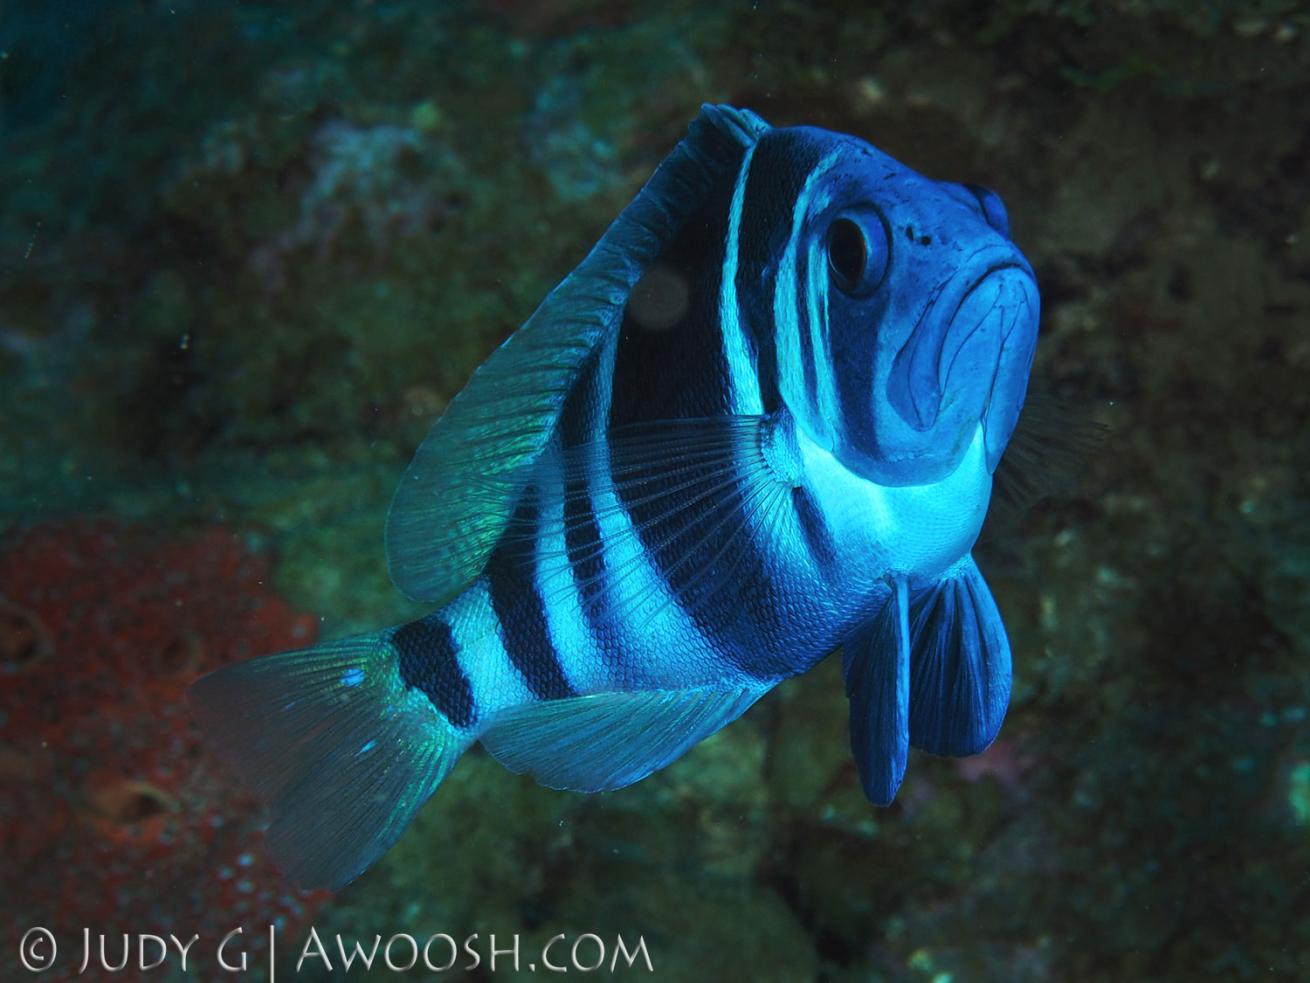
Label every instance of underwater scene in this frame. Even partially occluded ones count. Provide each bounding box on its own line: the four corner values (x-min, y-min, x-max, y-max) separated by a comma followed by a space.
2, 1, 1309, 980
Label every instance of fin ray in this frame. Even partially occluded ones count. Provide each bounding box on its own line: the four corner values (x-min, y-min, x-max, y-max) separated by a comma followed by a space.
843, 577, 911, 805
533, 416, 792, 645
408, 415, 794, 685
987, 384, 1107, 533
907, 556, 1012, 756
479, 685, 769, 791
188, 635, 470, 889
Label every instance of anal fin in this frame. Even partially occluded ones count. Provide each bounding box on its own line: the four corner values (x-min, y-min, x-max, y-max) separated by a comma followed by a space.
479, 685, 770, 793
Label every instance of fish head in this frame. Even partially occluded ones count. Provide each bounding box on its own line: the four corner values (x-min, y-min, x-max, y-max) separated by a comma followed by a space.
763, 127, 1039, 486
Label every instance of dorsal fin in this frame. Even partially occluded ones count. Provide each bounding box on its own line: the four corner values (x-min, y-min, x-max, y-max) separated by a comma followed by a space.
385, 105, 771, 604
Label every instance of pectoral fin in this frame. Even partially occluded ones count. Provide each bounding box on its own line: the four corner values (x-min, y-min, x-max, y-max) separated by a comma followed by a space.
522, 415, 794, 645
985, 383, 1107, 536
842, 576, 911, 806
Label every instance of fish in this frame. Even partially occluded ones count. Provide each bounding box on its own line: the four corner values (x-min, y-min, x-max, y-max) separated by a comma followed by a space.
189, 104, 1041, 889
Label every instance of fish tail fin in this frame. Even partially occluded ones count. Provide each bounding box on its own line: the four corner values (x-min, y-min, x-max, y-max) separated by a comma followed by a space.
188, 632, 471, 890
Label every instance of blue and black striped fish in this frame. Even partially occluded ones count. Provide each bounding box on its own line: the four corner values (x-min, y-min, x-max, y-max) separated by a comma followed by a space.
190, 105, 1040, 889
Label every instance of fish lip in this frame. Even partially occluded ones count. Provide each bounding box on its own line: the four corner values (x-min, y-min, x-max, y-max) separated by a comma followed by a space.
890, 247, 1036, 434
936, 261, 1031, 401
980, 276, 1040, 471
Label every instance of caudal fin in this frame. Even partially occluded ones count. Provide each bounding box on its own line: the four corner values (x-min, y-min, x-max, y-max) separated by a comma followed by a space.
188, 634, 469, 889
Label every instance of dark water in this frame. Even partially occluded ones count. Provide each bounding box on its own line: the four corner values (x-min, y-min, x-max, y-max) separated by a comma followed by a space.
2, 2, 1308, 980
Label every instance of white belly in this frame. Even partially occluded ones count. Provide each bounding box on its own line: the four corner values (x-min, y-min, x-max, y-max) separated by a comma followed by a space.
797, 422, 992, 592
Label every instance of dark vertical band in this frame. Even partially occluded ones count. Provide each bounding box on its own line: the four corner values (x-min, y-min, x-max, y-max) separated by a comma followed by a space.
486, 486, 576, 700
393, 615, 476, 728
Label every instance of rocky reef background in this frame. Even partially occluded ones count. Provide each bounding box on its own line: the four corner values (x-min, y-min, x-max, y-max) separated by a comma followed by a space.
2, 1, 1308, 979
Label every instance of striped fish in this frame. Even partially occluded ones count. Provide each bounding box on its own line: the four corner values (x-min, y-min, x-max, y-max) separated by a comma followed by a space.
190, 105, 1040, 889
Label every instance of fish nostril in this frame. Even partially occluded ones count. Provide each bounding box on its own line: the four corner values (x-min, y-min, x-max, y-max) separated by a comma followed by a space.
964, 184, 1011, 239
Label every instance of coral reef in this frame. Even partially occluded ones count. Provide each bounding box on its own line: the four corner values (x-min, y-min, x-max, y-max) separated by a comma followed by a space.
0, 520, 328, 981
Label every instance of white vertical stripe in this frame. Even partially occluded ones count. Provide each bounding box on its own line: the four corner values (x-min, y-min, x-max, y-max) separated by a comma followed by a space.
720, 142, 762, 416
444, 580, 533, 717
806, 239, 844, 443
535, 443, 606, 693
774, 150, 843, 449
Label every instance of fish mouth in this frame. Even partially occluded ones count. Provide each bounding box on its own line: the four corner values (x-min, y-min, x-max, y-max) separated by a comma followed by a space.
887, 249, 1039, 474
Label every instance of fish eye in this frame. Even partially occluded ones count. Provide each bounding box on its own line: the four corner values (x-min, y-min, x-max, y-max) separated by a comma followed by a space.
826, 214, 888, 295
965, 184, 1010, 238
